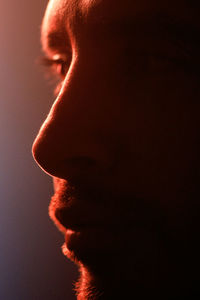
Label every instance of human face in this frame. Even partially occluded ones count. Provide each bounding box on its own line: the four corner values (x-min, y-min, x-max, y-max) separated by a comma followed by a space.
32, 0, 200, 283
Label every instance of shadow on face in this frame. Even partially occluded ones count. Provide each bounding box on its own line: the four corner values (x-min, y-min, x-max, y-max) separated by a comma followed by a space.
32, 0, 200, 297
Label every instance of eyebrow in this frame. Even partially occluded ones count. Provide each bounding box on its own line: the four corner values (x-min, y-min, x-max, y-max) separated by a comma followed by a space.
45, 32, 63, 49
43, 12, 200, 55
42, 29, 72, 54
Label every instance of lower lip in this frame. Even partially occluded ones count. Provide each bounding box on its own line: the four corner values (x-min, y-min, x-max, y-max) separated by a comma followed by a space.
65, 224, 155, 258
65, 226, 113, 252
65, 229, 81, 251
65, 228, 98, 252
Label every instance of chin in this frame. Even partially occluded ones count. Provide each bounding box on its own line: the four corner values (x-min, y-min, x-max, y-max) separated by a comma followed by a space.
49, 177, 164, 265
48, 181, 200, 298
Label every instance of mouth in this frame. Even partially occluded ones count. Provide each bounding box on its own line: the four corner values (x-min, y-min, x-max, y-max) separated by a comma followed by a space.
49, 177, 164, 260
49, 178, 108, 237
63, 222, 123, 260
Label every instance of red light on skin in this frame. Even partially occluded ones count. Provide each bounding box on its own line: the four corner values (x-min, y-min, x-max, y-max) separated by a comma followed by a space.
65, 229, 80, 252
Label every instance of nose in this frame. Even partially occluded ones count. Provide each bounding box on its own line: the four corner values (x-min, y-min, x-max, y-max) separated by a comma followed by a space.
32, 61, 114, 179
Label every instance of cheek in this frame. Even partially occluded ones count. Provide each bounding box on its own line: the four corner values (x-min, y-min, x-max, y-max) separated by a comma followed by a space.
110, 79, 200, 201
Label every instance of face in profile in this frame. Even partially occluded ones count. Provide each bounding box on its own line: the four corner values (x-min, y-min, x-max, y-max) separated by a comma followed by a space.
32, 0, 200, 298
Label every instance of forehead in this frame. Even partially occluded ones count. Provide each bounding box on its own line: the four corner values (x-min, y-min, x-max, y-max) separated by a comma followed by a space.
42, 0, 199, 53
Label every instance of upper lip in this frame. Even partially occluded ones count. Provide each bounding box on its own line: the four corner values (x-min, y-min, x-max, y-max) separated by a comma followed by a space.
64, 223, 108, 231
52, 177, 162, 233
53, 203, 109, 231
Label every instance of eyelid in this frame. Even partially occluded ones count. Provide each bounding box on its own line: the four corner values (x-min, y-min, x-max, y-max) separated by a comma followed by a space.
37, 52, 72, 96
38, 51, 72, 78
38, 53, 68, 69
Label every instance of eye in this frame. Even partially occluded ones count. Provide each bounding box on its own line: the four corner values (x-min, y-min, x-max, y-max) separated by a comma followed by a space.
38, 53, 72, 96
52, 54, 71, 78
39, 53, 71, 79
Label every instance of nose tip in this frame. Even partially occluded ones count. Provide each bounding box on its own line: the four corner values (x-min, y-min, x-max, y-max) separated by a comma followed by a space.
32, 135, 53, 176
32, 134, 64, 178
31, 101, 113, 179
32, 131, 107, 180
33, 150, 103, 185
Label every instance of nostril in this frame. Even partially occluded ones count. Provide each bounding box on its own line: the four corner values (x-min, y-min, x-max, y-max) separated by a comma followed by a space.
58, 156, 99, 181
32, 143, 102, 179
56, 155, 109, 186
32, 125, 109, 178
62, 156, 96, 170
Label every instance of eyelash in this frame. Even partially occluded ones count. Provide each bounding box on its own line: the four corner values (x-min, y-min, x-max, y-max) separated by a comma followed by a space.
39, 55, 71, 95
40, 55, 70, 77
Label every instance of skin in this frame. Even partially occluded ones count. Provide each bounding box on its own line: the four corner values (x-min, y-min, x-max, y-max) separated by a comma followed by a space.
32, 0, 200, 298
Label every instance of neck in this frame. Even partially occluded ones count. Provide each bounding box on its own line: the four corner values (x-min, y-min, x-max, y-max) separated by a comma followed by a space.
73, 241, 200, 300
74, 249, 161, 300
